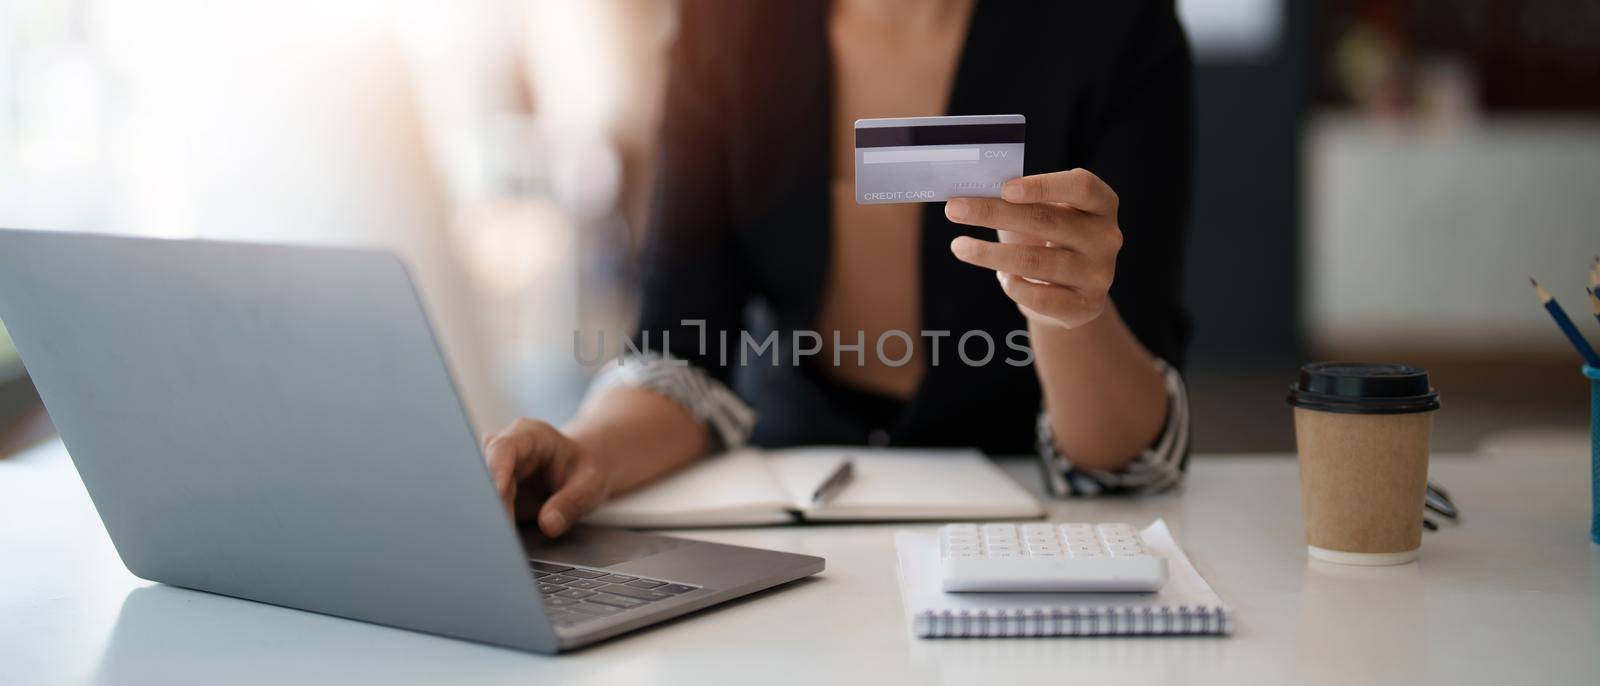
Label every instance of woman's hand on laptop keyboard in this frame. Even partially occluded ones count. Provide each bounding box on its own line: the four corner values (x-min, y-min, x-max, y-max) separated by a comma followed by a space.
482, 388, 722, 537
482, 419, 611, 537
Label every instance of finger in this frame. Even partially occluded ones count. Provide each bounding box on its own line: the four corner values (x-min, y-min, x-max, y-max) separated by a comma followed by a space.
483, 419, 562, 512
482, 434, 521, 513
945, 197, 1101, 247
950, 236, 1110, 291
539, 464, 609, 537
1000, 168, 1118, 215
994, 271, 1103, 329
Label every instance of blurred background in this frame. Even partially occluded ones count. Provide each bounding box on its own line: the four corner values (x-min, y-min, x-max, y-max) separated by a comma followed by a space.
1, 0, 1596, 457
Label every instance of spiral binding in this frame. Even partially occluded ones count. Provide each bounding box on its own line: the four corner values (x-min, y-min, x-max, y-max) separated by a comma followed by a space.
913, 605, 1233, 638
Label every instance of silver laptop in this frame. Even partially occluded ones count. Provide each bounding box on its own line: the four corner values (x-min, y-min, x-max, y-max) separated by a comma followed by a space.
0, 228, 823, 653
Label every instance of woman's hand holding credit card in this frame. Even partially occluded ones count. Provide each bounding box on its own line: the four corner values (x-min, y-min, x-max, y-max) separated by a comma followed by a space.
853, 114, 1122, 331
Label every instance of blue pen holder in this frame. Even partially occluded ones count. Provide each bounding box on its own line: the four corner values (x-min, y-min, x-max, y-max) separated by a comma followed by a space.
1587, 365, 1599, 545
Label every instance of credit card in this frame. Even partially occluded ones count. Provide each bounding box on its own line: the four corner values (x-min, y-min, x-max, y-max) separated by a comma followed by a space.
854, 114, 1025, 205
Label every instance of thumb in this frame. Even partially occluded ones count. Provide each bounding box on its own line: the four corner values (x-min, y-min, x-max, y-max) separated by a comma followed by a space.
538, 465, 610, 537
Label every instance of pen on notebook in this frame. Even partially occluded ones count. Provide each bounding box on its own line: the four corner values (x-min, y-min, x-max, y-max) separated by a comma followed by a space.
811, 456, 856, 504
1530, 278, 1600, 367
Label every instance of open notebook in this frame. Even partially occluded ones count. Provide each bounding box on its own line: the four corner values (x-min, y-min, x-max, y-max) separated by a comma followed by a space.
584, 447, 1044, 528
895, 519, 1234, 637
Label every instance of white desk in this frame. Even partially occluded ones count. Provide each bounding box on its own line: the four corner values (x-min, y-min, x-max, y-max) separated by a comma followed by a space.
2, 439, 1595, 685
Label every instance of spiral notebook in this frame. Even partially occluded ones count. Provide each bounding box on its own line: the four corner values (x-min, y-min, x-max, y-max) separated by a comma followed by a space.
894, 519, 1234, 637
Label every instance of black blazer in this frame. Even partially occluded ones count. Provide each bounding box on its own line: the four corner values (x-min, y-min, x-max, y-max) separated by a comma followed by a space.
634, 0, 1193, 454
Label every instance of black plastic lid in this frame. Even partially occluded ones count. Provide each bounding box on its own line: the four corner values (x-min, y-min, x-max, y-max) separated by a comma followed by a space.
1287, 362, 1440, 415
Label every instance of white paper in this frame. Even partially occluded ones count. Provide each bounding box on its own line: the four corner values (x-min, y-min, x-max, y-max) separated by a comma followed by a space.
584, 446, 1044, 528
584, 450, 794, 528
775, 447, 1044, 521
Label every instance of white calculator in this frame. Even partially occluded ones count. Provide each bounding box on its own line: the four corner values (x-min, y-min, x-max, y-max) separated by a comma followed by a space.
939, 522, 1168, 592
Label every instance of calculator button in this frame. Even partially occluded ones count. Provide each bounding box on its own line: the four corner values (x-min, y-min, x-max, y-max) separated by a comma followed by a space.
940, 522, 1167, 592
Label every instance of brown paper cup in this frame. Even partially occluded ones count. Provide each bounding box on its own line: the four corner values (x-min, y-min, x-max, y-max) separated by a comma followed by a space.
1294, 407, 1433, 565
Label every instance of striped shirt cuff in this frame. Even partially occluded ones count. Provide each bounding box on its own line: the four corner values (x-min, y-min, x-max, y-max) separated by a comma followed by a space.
587, 352, 757, 451
1036, 359, 1191, 497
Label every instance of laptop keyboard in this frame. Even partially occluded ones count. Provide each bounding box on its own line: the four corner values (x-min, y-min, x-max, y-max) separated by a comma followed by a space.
529, 559, 700, 628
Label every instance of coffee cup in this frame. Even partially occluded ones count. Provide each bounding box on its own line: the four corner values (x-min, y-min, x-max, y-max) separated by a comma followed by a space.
1288, 362, 1440, 565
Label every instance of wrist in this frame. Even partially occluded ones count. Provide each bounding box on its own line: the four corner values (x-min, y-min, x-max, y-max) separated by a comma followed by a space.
561, 386, 711, 494
1027, 304, 1117, 354
562, 418, 619, 470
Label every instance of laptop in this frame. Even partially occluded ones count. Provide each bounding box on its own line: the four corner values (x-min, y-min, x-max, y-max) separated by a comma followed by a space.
0, 228, 823, 653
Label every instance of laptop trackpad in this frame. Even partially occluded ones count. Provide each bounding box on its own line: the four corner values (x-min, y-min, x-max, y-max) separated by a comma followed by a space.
519, 524, 691, 568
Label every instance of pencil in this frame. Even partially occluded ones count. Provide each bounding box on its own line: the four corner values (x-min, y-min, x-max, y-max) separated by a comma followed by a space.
1588, 286, 1600, 328
1531, 278, 1600, 366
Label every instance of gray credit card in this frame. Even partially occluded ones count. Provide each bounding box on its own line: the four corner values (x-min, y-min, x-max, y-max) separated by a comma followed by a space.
854, 114, 1025, 205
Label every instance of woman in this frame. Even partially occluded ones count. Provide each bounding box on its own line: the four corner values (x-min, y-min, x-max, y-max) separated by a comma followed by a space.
487, 0, 1192, 536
